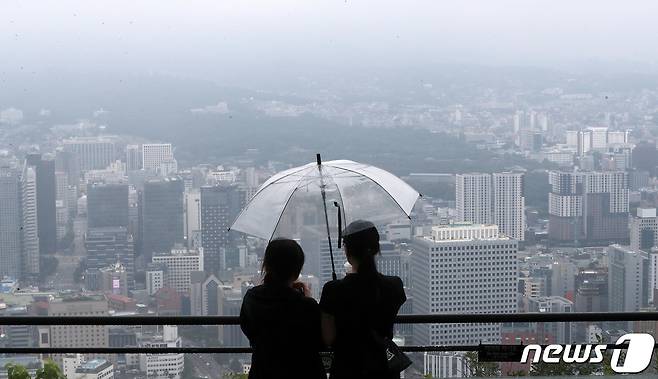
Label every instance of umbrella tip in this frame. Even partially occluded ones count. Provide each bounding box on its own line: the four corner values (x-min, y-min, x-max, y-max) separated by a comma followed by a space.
316, 153, 322, 166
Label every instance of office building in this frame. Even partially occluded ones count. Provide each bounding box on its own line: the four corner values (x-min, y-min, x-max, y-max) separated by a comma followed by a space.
87, 183, 129, 229
411, 223, 517, 346
85, 262, 129, 296
0, 165, 22, 279
457, 172, 525, 241
608, 245, 648, 313
21, 163, 40, 282
190, 271, 222, 316
139, 325, 185, 379
140, 177, 185, 262
200, 184, 244, 274
524, 296, 574, 344
456, 173, 492, 225
63, 137, 116, 172
85, 227, 135, 290
72, 359, 114, 379
548, 170, 629, 245
492, 172, 525, 241
151, 247, 204, 295
125, 144, 142, 172
26, 154, 57, 256
142, 143, 173, 171
185, 190, 201, 249
145, 263, 168, 296
630, 208, 658, 252
40, 295, 110, 354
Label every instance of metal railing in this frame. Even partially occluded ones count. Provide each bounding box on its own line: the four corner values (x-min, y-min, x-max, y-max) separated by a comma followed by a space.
0, 312, 655, 354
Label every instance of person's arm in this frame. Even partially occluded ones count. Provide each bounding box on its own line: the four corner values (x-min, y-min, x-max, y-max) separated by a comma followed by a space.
319, 281, 337, 347
239, 293, 254, 342
321, 311, 336, 347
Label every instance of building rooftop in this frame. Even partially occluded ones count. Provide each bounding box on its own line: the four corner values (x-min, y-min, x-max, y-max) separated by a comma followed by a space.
77, 359, 112, 373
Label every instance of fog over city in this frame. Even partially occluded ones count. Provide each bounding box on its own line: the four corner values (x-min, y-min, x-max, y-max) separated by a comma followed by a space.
3, 2, 658, 379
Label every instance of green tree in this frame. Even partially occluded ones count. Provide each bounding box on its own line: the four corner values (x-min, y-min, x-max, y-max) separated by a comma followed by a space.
5, 363, 31, 379
35, 360, 65, 379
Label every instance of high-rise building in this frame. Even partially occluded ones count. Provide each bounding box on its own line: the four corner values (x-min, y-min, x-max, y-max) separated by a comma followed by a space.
125, 144, 142, 172
142, 143, 173, 171
190, 271, 222, 316
87, 183, 129, 229
55, 149, 80, 186
492, 172, 525, 241
411, 223, 517, 346
63, 137, 116, 172
85, 227, 135, 290
140, 177, 185, 263
151, 247, 204, 295
456, 173, 491, 225
548, 170, 629, 245
630, 208, 658, 252
21, 163, 40, 282
0, 164, 22, 279
457, 172, 525, 241
26, 154, 57, 256
185, 190, 201, 249
608, 245, 648, 314
200, 184, 244, 274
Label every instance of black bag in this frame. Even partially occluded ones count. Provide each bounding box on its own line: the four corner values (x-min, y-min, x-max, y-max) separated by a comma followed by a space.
370, 330, 412, 374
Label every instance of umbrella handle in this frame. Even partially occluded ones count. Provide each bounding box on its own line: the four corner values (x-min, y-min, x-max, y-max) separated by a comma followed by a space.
334, 201, 342, 249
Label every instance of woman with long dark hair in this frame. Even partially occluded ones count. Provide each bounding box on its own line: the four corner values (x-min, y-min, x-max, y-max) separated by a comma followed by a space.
240, 238, 325, 379
320, 220, 407, 379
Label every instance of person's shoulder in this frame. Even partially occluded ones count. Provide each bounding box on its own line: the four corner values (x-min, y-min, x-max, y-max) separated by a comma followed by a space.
321, 278, 343, 292
379, 274, 404, 288
243, 284, 264, 298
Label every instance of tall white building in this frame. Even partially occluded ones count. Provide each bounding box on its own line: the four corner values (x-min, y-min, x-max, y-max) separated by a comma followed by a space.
492, 172, 525, 241
456, 173, 492, 225
142, 143, 173, 171
151, 247, 204, 295
457, 172, 525, 241
21, 163, 40, 281
411, 223, 518, 346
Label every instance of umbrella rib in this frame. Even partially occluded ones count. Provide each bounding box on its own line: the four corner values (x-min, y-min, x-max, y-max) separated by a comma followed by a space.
325, 165, 415, 219
267, 185, 301, 242
250, 165, 313, 200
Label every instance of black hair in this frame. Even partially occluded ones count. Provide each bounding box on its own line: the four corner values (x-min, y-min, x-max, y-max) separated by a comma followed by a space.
343, 223, 380, 276
262, 238, 305, 285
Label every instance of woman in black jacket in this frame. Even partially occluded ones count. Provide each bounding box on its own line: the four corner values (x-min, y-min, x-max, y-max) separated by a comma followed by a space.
240, 238, 325, 379
320, 220, 407, 379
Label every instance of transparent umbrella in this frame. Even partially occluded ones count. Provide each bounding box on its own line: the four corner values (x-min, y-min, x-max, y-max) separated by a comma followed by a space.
230, 154, 421, 280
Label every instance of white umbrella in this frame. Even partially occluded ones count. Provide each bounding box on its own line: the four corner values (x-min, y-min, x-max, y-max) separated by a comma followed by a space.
230, 154, 420, 280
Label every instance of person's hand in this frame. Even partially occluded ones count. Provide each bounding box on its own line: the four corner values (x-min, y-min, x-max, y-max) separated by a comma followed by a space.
292, 281, 312, 297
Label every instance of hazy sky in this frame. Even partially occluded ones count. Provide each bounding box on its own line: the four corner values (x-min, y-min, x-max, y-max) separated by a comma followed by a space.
2, 0, 658, 83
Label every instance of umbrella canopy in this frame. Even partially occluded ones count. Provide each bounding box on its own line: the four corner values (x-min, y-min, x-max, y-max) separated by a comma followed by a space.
230, 157, 420, 242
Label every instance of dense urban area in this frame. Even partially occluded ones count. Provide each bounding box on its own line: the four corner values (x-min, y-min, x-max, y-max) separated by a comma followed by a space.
2, 68, 658, 378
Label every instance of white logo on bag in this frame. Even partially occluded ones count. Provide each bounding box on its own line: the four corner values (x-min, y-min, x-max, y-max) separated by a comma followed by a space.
520, 333, 655, 374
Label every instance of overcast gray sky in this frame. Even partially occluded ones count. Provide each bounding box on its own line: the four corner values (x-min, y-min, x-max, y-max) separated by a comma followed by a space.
2, 0, 658, 82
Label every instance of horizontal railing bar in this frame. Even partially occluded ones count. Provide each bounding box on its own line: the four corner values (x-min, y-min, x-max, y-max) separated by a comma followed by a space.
1, 312, 657, 325
0, 344, 643, 355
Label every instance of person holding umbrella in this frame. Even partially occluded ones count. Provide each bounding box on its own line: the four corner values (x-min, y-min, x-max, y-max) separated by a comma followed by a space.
240, 238, 325, 379
320, 220, 407, 379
